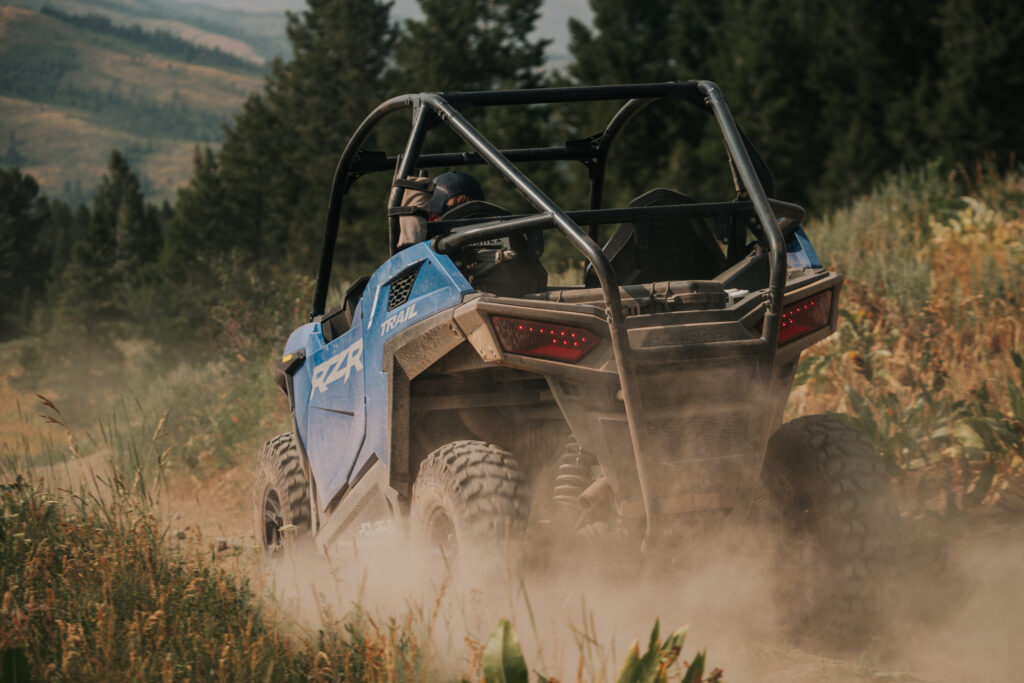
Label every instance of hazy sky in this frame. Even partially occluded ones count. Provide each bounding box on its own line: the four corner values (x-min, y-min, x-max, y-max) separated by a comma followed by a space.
395, 0, 594, 60
189, 0, 594, 61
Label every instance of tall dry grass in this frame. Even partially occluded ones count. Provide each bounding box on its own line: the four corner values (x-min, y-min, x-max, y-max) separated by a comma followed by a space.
792, 162, 1024, 511
0, 452, 430, 681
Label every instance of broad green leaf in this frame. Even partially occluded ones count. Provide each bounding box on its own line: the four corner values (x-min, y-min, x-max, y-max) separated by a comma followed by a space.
619, 622, 697, 683
950, 422, 985, 450
646, 619, 660, 653
962, 417, 1016, 451
661, 624, 688, 659
482, 618, 528, 683
680, 650, 706, 683
657, 625, 688, 681
636, 620, 663, 683
615, 639, 642, 683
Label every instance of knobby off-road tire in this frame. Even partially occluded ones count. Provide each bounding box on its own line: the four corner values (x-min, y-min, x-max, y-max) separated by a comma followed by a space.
410, 441, 528, 574
252, 433, 311, 556
761, 415, 898, 648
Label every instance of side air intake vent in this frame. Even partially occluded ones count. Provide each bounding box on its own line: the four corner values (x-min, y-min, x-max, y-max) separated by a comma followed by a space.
387, 264, 421, 311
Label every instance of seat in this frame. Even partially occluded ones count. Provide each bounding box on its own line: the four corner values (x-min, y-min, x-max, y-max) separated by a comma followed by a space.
321, 275, 370, 343
438, 201, 547, 297
584, 189, 726, 288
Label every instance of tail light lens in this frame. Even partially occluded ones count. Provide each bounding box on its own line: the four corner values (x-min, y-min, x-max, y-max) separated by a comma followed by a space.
758, 290, 832, 344
491, 316, 599, 362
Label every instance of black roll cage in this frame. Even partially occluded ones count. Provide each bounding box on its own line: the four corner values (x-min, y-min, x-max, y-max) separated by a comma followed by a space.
311, 81, 792, 545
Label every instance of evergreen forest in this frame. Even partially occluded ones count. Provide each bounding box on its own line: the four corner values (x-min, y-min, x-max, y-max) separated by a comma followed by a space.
2, 0, 1023, 360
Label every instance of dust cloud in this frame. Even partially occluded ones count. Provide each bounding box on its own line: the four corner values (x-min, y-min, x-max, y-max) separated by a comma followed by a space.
255, 515, 1024, 682
879, 522, 1024, 682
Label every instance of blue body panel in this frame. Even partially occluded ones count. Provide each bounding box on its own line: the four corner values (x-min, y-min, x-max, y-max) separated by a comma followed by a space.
283, 323, 322, 458
287, 228, 820, 512
287, 242, 473, 510
785, 225, 822, 269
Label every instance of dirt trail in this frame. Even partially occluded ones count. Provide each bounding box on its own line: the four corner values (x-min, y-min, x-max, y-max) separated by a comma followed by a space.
247, 473, 1024, 682
4, 451, 111, 491
155, 460, 256, 544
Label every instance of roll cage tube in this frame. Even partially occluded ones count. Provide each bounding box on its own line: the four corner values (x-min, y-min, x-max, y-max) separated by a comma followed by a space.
432, 200, 805, 253
309, 81, 788, 547
312, 82, 779, 320
312, 93, 413, 320
590, 95, 776, 209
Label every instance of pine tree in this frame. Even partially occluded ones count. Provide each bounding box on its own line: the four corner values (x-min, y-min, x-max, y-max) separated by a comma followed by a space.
42, 199, 84, 282
1, 132, 27, 167
566, 0, 718, 207
202, 0, 398, 271
392, 0, 551, 213
567, 0, 678, 86
802, 0, 939, 204
87, 150, 160, 269
395, 0, 548, 92
930, 0, 1024, 165
702, 0, 820, 203
0, 168, 50, 333
164, 146, 229, 270
56, 151, 156, 332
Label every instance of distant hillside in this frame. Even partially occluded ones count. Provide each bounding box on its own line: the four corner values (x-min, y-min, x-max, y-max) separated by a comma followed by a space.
40, 7, 264, 72
0, 5, 263, 201
10, 0, 290, 63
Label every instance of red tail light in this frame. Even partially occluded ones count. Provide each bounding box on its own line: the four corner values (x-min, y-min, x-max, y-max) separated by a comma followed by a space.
491, 316, 599, 362
758, 290, 832, 344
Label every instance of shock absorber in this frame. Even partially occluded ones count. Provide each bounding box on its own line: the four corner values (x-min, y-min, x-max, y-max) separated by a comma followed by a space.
551, 437, 592, 531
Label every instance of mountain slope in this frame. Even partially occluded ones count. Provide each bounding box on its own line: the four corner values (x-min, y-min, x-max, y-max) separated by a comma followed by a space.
0, 5, 263, 200
11, 0, 289, 62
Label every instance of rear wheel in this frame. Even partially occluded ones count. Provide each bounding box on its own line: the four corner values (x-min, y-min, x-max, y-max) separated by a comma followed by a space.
410, 440, 528, 574
761, 415, 898, 647
252, 433, 311, 556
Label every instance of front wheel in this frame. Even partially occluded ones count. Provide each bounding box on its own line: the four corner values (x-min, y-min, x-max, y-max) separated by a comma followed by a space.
409, 440, 528, 574
252, 432, 311, 556
761, 415, 899, 647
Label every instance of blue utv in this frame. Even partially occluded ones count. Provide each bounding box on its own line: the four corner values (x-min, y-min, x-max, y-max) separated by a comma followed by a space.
253, 82, 897, 640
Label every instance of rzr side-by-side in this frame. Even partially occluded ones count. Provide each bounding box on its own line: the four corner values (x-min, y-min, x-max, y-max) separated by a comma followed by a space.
253, 81, 897, 640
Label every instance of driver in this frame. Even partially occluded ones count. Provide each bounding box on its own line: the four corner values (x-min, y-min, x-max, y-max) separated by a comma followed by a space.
428, 171, 485, 221
396, 171, 485, 248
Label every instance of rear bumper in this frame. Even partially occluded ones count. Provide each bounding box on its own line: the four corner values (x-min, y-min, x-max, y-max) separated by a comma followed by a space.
452, 271, 842, 522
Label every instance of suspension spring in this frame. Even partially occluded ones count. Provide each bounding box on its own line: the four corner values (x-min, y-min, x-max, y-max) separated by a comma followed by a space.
551, 438, 591, 529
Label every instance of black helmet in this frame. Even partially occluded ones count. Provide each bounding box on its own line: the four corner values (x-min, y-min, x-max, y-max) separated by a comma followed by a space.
429, 171, 485, 217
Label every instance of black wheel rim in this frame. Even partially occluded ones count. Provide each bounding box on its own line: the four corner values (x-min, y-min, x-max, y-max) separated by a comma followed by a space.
262, 489, 283, 553
426, 507, 458, 562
